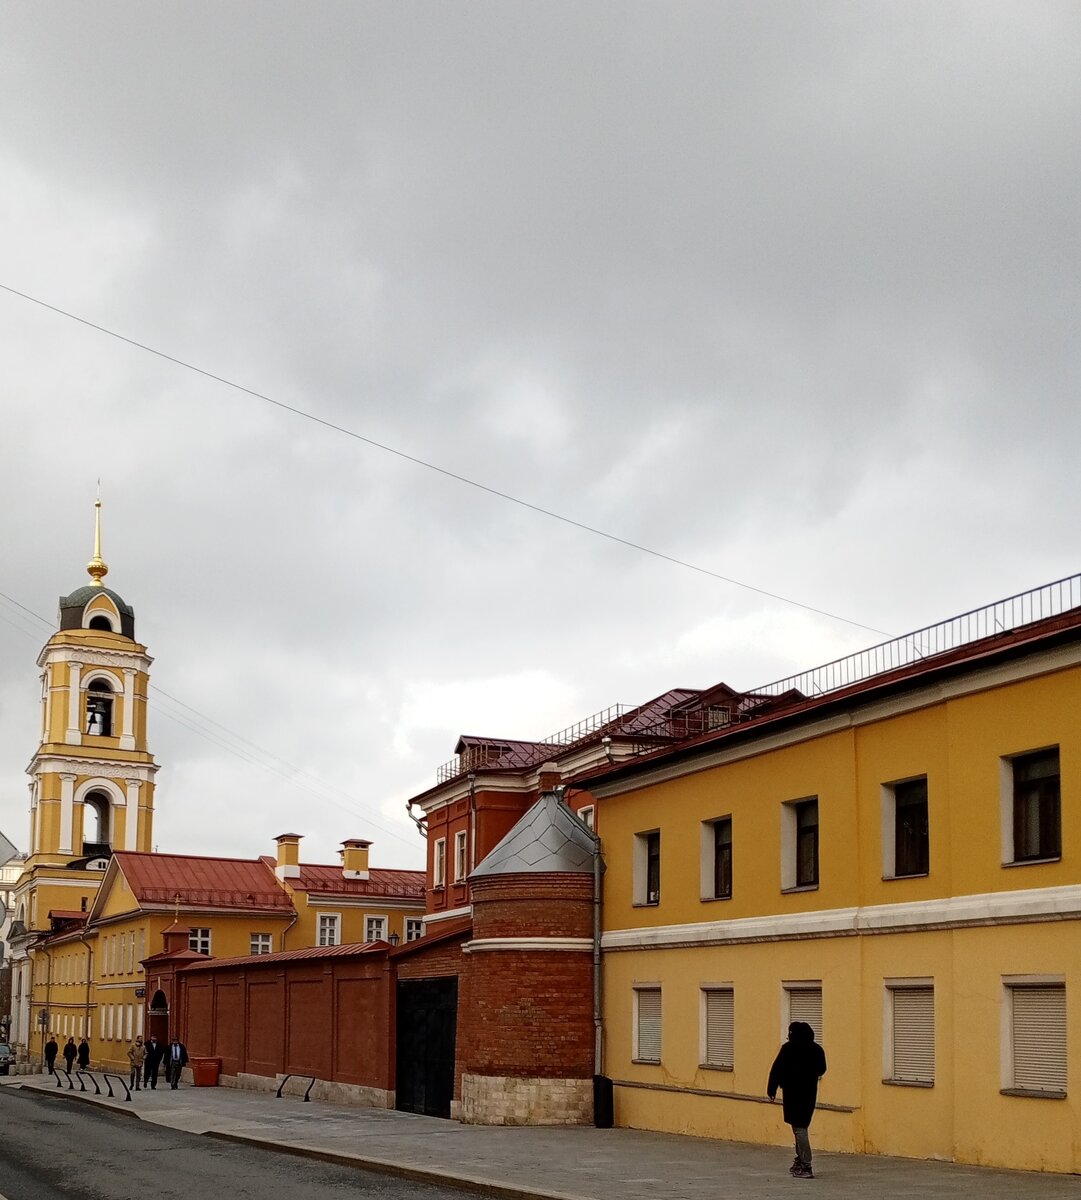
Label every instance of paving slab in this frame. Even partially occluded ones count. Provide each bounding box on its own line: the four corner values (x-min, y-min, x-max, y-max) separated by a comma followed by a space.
3, 1073, 1078, 1199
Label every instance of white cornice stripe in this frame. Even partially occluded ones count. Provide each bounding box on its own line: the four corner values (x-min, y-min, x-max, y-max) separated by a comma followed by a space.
463, 937, 593, 954
601, 884, 1081, 951
589, 643, 1081, 800
305, 897, 424, 912
423, 905, 472, 925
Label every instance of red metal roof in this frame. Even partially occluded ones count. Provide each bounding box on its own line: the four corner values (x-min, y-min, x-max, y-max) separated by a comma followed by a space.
294, 863, 425, 898
180, 941, 388, 972
114, 852, 291, 910
256, 855, 424, 899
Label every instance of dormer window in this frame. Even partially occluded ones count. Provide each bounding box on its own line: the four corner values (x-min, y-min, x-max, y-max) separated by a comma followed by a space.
86, 679, 113, 736
88, 615, 114, 631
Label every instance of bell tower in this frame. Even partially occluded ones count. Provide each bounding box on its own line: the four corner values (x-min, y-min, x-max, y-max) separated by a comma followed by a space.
24, 498, 158, 883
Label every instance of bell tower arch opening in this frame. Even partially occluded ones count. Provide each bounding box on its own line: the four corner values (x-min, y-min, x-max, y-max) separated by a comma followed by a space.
85, 678, 114, 736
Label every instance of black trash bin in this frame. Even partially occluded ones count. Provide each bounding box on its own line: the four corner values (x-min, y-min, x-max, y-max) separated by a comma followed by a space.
593, 1074, 613, 1128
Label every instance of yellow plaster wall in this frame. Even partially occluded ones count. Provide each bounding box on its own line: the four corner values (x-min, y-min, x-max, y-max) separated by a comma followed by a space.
598, 659, 1081, 1172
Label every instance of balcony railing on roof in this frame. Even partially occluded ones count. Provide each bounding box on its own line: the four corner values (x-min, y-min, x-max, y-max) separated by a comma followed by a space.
433, 573, 1081, 784
744, 572, 1081, 704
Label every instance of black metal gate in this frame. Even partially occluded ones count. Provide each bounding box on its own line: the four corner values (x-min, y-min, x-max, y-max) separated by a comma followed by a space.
395, 977, 458, 1118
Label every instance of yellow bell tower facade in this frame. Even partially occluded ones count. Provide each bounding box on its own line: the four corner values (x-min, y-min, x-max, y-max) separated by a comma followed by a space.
9, 501, 157, 1057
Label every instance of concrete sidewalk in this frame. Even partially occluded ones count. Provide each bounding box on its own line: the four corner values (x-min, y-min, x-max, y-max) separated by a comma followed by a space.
2, 1073, 1077, 1199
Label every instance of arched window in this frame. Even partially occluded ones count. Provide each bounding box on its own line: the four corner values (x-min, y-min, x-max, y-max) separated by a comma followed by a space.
83, 789, 112, 851
85, 678, 113, 736
88, 614, 114, 631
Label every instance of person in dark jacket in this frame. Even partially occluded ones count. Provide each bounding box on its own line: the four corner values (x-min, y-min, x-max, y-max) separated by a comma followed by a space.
166, 1037, 189, 1088
767, 1021, 827, 1179
44, 1036, 58, 1075
143, 1035, 165, 1089
77, 1038, 90, 1070
62, 1037, 77, 1073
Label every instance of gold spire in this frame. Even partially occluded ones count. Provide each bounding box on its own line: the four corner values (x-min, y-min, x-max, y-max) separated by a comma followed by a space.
87, 485, 108, 587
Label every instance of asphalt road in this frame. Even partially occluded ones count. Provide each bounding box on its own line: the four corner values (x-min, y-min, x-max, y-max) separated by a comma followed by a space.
0, 1088, 469, 1200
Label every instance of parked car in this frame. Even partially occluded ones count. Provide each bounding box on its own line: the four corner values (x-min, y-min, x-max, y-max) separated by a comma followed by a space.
0, 1043, 12, 1074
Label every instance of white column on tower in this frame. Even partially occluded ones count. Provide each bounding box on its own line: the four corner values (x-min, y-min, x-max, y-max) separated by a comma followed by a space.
125, 780, 140, 850
65, 661, 83, 744
120, 668, 136, 750
59, 772, 77, 854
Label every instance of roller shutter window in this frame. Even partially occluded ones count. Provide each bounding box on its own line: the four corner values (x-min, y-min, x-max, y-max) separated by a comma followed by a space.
1011, 984, 1066, 1095
891, 986, 934, 1084
703, 988, 734, 1068
787, 985, 823, 1042
635, 987, 662, 1063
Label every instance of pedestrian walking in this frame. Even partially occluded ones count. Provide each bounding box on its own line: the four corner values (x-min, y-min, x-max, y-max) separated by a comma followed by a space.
166, 1037, 188, 1088
767, 1021, 827, 1179
77, 1038, 90, 1070
44, 1036, 58, 1075
62, 1037, 77, 1073
127, 1036, 146, 1091
143, 1035, 164, 1089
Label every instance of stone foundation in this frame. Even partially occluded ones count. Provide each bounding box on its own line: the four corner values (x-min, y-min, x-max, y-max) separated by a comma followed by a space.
460, 1073, 592, 1126
223, 1071, 392, 1109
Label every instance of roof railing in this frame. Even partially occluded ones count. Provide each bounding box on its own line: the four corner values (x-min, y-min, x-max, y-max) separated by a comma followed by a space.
433, 573, 1081, 784
746, 572, 1081, 703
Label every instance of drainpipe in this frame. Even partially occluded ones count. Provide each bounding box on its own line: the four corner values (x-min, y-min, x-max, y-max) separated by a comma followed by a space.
467, 773, 477, 871
79, 929, 94, 1042
404, 799, 428, 838
280, 907, 299, 954
41, 943, 54, 1063
593, 831, 604, 1076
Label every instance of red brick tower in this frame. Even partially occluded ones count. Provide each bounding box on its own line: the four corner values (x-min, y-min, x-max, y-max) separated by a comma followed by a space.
457, 778, 599, 1124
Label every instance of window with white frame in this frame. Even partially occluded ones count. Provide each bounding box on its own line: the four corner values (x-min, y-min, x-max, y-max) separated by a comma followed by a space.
885, 982, 934, 1085
700, 816, 732, 900
781, 798, 819, 890
317, 913, 341, 947
701, 986, 734, 1069
578, 805, 595, 832
1004, 979, 1066, 1096
365, 915, 388, 942
250, 933, 272, 956
433, 838, 447, 888
1001, 748, 1061, 864
188, 928, 211, 955
454, 830, 468, 881
633, 830, 661, 905
784, 982, 823, 1042
405, 918, 424, 942
881, 776, 929, 879
634, 986, 662, 1063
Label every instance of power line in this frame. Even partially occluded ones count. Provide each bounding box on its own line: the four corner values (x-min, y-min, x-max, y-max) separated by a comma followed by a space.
0, 281, 889, 638
0, 590, 421, 852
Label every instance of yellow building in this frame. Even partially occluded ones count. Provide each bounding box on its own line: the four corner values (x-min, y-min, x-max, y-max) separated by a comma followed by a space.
8, 510, 424, 1073
582, 577, 1081, 1173
9, 501, 157, 1061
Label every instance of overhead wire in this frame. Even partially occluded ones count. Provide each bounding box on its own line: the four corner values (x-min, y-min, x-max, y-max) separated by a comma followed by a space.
0, 590, 421, 852
0, 282, 890, 638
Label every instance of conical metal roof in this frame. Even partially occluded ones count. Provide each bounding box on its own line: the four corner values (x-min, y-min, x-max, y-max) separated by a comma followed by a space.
471, 791, 598, 878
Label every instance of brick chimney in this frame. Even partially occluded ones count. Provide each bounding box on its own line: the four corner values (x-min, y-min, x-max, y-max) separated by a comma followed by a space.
341, 838, 372, 880
274, 832, 302, 880
537, 762, 562, 794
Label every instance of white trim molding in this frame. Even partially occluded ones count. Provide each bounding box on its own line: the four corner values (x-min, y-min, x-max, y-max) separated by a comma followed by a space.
462, 937, 593, 954
423, 905, 472, 926
602, 883, 1081, 951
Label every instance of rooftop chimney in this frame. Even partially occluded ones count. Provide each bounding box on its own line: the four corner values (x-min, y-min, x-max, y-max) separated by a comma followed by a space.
537, 762, 562, 795
341, 838, 372, 880
274, 832, 302, 880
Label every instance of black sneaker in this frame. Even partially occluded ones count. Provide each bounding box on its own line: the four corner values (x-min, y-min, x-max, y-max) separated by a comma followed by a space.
795, 1166, 814, 1179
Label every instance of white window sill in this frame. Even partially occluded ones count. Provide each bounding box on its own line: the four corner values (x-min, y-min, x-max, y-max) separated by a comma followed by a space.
882, 1078, 933, 1088
780, 884, 819, 895
1002, 857, 1061, 869
1000, 1087, 1066, 1100
882, 872, 929, 882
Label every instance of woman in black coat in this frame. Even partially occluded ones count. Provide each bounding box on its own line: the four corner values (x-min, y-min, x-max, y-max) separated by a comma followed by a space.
77, 1039, 90, 1070
767, 1021, 827, 1178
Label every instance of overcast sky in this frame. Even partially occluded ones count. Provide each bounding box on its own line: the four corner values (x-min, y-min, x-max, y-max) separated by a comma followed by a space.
2, 3, 1079, 870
